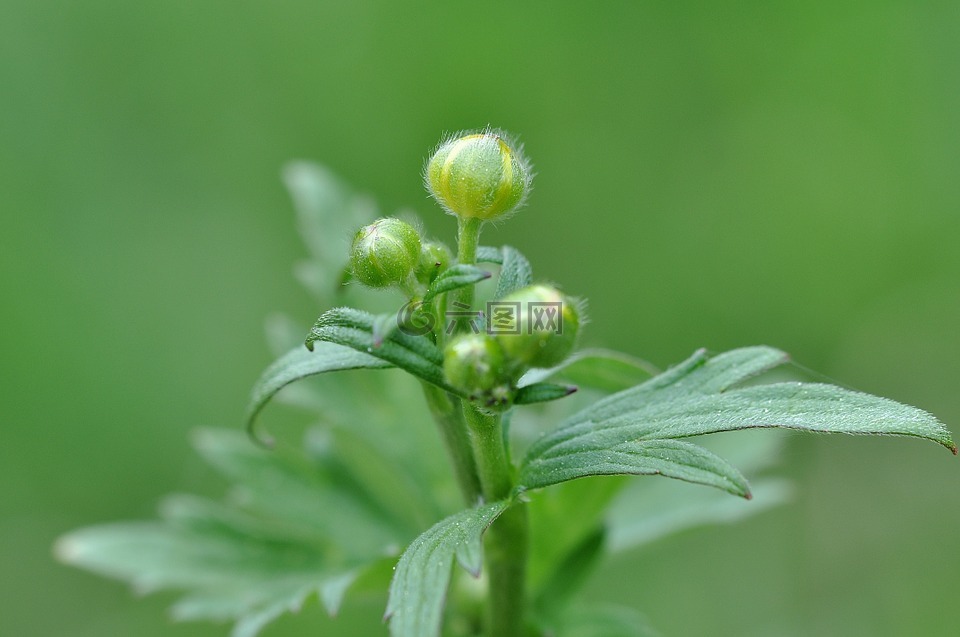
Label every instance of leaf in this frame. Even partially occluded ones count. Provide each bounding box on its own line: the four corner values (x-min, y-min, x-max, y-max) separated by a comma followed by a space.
514, 382, 578, 406
607, 477, 791, 553
56, 428, 422, 637
385, 501, 510, 637
532, 527, 605, 617
605, 429, 792, 553
525, 477, 624, 601
244, 342, 391, 444
519, 348, 658, 393
56, 507, 361, 637
282, 162, 378, 303
422, 264, 492, 303
305, 307, 458, 394
520, 346, 955, 497
371, 312, 401, 347
192, 429, 410, 556
493, 245, 533, 299
520, 438, 751, 498
476, 245, 504, 264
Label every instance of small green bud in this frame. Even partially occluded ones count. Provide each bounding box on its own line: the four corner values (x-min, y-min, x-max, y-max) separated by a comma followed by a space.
350, 218, 421, 288
443, 333, 509, 402
425, 130, 532, 221
415, 240, 452, 285
495, 284, 581, 369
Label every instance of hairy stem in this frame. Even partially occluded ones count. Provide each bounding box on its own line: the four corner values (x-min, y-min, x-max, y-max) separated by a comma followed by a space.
421, 383, 482, 504
453, 216, 483, 330
463, 404, 528, 637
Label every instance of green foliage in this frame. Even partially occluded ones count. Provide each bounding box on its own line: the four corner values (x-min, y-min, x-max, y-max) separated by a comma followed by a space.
56, 429, 406, 637
423, 264, 492, 303
245, 342, 391, 444
385, 501, 509, 637
57, 153, 954, 637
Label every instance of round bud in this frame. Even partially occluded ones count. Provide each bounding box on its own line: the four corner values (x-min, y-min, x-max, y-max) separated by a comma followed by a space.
350, 218, 421, 288
495, 285, 581, 369
415, 240, 452, 285
443, 333, 509, 400
425, 130, 532, 221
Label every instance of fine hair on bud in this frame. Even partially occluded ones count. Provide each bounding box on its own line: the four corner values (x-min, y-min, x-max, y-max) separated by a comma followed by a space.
424, 127, 534, 222
349, 217, 422, 288
494, 284, 582, 370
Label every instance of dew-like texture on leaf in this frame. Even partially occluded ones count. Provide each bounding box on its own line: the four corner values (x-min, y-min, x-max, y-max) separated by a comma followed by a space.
385, 501, 509, 637
520, 346, 955, 495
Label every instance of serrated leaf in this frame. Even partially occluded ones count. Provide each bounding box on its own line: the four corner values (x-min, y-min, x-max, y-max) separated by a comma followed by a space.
56, 516, 359, 637
305, 307, 458, 394
520, 348, 658, 393
245, 342, 391, 443
385, 501, 509, 637
422, 264, 491, 303
493, 245, 533, 299
192, 429, 409, 555
521, 346, 954, 497
514, 382, 578, 406
520, 438, 751, 497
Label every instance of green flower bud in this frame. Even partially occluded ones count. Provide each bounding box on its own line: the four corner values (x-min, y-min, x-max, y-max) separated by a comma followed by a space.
350, 218, 421, 288
443, 333, 510, 402
425, 130, 532, 221
415, 240, 452, 285
495, 284, 581, 369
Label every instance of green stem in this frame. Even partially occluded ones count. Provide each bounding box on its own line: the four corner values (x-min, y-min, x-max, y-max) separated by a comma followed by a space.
453, 216, 483, 331
421, 383, 482, 504
463, 404, 528, 637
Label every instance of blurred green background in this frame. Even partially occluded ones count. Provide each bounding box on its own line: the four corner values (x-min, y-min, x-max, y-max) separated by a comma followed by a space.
2, 1, 958, 635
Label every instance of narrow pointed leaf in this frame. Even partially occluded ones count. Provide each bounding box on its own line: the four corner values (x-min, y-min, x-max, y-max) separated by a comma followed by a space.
522, 347, 955, 496
306, 307, 458, 394
371, 312, 400, 347
494, 245, 533, 299
422, 264, 491, 303
386, 501, 509, 637
520, 438, 751, 498
514, 382, 578, 406
245, 342, 391, 442
520, 348, 658, 392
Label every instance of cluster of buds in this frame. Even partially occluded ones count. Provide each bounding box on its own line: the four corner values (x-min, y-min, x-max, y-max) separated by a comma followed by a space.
347, 129, 580, 408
